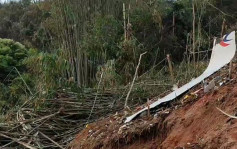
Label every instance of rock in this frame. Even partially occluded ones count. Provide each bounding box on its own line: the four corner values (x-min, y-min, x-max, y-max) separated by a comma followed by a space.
204, 79, 215, 93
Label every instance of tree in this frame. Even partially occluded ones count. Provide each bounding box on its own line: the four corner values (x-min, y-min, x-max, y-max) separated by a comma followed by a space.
0, 38, 27, 82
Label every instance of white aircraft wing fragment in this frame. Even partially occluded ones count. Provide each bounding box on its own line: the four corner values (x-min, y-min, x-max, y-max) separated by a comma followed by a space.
125, 31, 236, 123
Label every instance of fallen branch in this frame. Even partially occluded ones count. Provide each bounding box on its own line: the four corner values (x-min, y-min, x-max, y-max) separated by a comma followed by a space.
216, 107, 237, 119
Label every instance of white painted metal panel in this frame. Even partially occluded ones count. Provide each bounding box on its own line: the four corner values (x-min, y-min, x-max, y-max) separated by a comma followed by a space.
125, 31, 236, 123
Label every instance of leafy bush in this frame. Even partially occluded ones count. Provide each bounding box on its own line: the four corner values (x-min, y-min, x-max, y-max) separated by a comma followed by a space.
0, 38, 27, 83
24, 49, 69, 96
0, 39, 30, 112
0, 83, 9, 109
9, 73, 33, 99
0, 43, 70, 112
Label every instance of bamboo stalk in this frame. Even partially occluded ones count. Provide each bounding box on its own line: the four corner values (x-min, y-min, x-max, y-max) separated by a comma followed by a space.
221, 18, 226, 37
87, 70, 104, 123
123, 3, 127, 41
124, 52, 147, 108
172, 12, 175, 36
192, 0, 196, 66
167, 54, 175, 84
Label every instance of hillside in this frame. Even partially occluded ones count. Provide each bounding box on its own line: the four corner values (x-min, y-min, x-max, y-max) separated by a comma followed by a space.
0, 0, 237, 148
70, 62, 237, 149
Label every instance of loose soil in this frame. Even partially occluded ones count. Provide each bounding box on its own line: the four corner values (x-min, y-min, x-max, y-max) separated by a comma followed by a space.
70, 64, 237, 149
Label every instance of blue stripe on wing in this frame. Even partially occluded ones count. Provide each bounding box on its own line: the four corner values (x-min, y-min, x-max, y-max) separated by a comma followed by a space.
223, 33, 232, 42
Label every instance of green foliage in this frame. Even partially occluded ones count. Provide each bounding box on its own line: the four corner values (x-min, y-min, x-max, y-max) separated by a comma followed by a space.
117, 38, 144, 83
24, 49, 69, 95
0, 73, 34, 113
96, 60, 122, 88
83, 15, 123, 61
0, 0, 236, 88
0, 39, 31, 112
9, 73, 33, 99
0, 0, 52, 50
0, 47, 70, 112
0, 38, 27, 82
0, 0, 237, 108
0, 83, 9, 108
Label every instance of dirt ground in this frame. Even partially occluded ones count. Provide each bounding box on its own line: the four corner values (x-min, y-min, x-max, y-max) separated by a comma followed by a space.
70, 65, 237, 149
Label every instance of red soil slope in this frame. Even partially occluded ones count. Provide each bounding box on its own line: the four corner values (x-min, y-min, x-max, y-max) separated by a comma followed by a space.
70, 67, 237, 149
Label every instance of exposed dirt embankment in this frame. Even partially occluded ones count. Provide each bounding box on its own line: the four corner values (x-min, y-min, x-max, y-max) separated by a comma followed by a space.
70, 68, 237, 149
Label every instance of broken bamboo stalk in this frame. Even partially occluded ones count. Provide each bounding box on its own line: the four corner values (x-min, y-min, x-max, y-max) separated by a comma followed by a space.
87, 70, 104, 123
167, 54, 175, 84
124, 52, 147, 109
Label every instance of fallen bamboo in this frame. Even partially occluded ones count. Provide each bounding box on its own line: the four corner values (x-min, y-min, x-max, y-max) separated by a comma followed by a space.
39, 131, 64, 149
0, 88, 143, 148
0, 133, 37, 149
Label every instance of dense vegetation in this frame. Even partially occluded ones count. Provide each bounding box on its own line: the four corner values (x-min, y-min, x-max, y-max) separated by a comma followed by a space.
0, 0, 237, 110
0, 0, 237, 148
